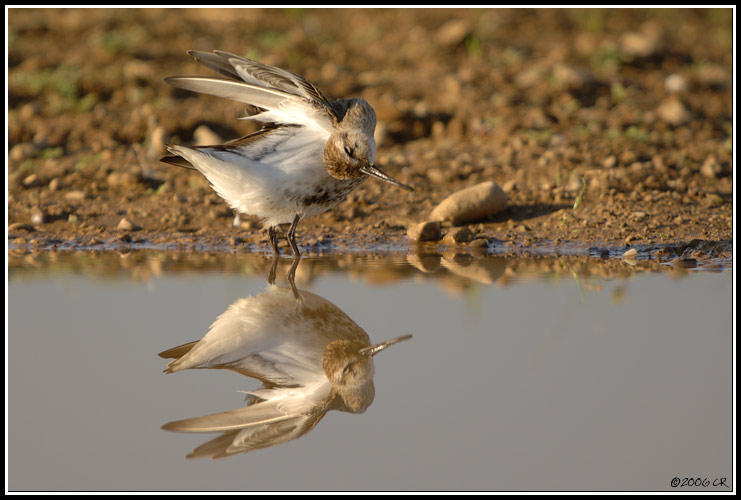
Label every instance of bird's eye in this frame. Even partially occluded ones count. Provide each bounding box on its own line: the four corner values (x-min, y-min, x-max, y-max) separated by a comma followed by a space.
344, 146, 354, 158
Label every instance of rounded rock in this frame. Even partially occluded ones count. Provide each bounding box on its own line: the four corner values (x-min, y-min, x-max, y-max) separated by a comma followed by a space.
430, 181, 507, 223
407, 221, 442, 242
117, 217, 142, 231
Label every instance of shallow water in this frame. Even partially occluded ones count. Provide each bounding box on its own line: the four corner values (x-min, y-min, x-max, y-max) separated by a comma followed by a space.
7, 251, 734, 492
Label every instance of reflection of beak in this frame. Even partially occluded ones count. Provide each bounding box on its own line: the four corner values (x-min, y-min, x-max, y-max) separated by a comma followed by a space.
359, 334, 413, 357
360, 164, 413, 191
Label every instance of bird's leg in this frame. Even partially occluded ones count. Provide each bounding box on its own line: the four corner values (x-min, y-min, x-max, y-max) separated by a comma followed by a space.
287, 214, 301, 257
268, 225, 280, 256
267, 253, 280, 285
287, 256, 301, 301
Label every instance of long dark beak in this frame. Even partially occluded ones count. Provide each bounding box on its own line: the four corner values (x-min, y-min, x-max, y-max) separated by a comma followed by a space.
360, 164, 413, 191
359, 334, 413, 357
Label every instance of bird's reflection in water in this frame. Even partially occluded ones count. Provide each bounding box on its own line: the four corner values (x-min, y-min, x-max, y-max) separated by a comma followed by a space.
159, 257, 412, 459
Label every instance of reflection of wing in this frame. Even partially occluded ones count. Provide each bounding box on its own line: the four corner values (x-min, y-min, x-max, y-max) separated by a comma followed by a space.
162, 382, 332, 432
163, 383, 337, 459
184, 411, 327, 459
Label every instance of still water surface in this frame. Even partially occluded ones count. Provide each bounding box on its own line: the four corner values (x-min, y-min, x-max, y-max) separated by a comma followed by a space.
7, 252, 733, 492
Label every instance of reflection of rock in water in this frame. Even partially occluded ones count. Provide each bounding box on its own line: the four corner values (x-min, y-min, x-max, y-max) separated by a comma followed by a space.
159, 283, 411, 459
440, 254, 508, 285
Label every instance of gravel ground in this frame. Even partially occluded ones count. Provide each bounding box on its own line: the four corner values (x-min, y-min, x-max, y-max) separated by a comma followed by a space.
7, 8, 734, 266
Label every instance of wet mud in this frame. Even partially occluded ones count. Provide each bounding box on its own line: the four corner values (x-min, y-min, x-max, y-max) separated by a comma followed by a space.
7, 9, 733, 267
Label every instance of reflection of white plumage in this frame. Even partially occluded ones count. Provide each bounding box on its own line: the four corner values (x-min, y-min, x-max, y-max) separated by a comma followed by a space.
159, 283, 411, 458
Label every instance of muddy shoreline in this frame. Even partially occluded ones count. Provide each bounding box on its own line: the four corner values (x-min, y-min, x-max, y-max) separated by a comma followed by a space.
8, 9, 733, 267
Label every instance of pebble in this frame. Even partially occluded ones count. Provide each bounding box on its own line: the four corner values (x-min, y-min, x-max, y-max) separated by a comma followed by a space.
30, 207, 45, 225
193, 125, 223, 146
443, 227, 474, 245
434, 19, 472, 46
48, 178, 61, 192
664, 73, 688, 93
620, 24, 662, 58
656, 96, 691, 125
700, 155, 722, 179
704, 193, 724, 208
64, 190, 87, 202
107, 171, 139, 188
10, 143, 38, 162
117, 217, 141, 231
147, 125, 167, 158
407, 221, 442, 242
23, 173, 41, 188
622, 248, 638, 261
430, 181, 507, 223
8, 222, 36, 233
427, 167, 452, 185
601, 155, 617, 169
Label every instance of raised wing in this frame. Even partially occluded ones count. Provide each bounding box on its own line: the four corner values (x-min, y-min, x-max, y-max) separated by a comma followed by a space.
166, 50, 339, 133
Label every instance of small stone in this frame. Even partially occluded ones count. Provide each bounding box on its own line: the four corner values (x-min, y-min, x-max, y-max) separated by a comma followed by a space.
471, 238, 490, 249
657, 96, 691, 126
622, 248, 638, 260
107, 171, 139, 188
64, 190, 87, 202
631, 211, 647, 221
501, 179, 516, 193
117, 217, 141, 231
23, 173, 40, 187
704, 193, 724, 208
147, 125, 167, 158
10, 143, 37, 162
700, 155, 722, 179
8, 222, 35, 233
430, 181, 507, 223
48, 178, 61, 192
193, 125, 223, 146
30, 207, 45, 225
407, 221, 442, 242
435, 19, 472, 46
601, 155, 617, 169
620, 24, 662, 58
427, 167, 451, 185
443, 227, 474, 245
664, 73, 688, 93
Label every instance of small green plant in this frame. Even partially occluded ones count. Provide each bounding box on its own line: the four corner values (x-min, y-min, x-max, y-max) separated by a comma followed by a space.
465, 33, 483, 57
41, 147, 64, 159
573, 177, 586, 210
611, 82, 626, 104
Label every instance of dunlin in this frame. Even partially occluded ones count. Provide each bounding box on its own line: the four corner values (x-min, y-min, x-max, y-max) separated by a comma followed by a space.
159, 278, 412, 458
161, 50, 413, 256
